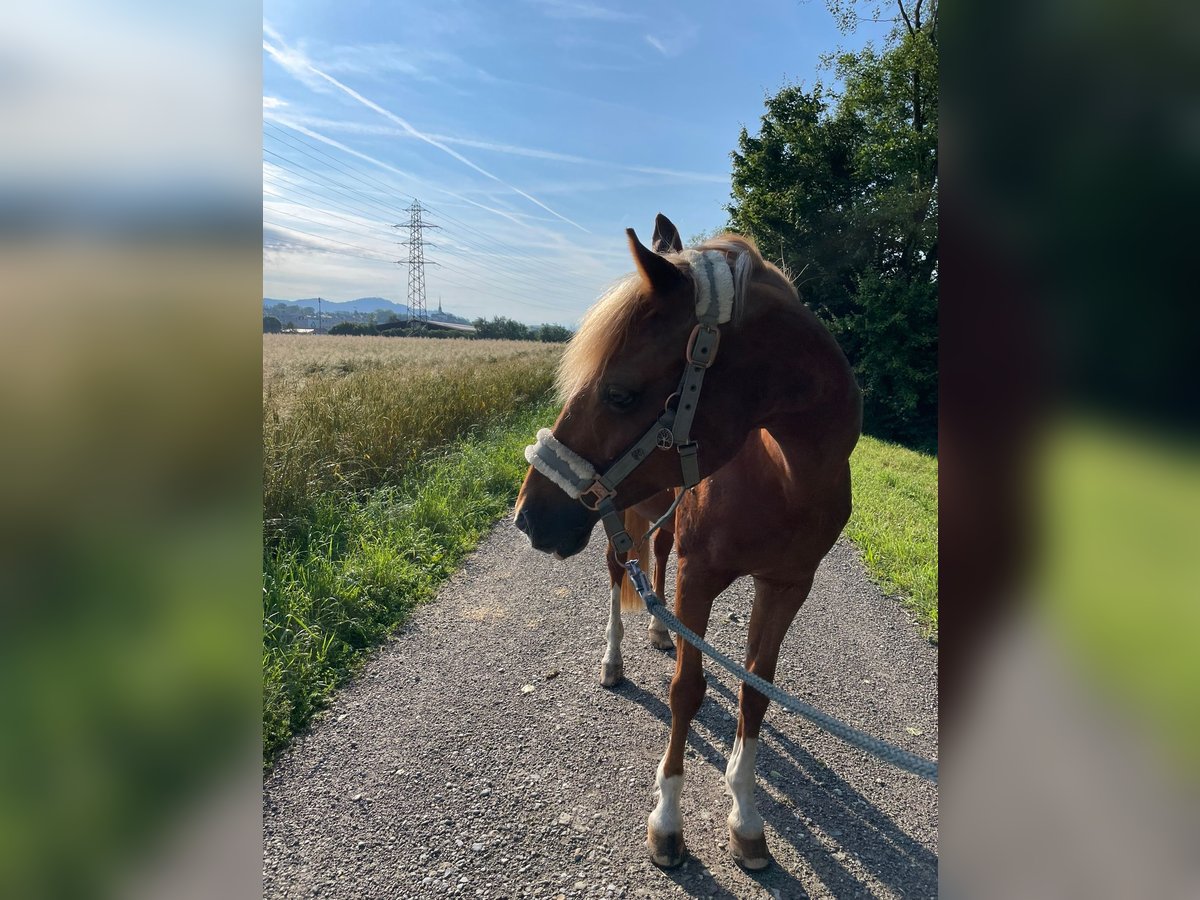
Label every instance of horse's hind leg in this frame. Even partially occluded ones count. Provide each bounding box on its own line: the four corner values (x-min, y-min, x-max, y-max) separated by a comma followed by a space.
724, 573, 813, 870
599, 542, 625, 687
646, 557, 729, 868
647, 527, 675, 650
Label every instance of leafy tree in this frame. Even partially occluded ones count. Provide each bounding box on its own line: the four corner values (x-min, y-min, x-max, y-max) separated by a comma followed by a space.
851, 268, 936, 444
727, 0, 937, 444
537, 324, 573, 343
263, 315, 283, 334
471, 316, 534, 341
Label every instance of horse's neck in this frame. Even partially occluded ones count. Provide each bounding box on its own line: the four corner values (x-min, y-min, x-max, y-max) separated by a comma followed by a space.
738, 304, 861, 464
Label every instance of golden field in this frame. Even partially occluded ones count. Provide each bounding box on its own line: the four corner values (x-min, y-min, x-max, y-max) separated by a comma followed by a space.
263, 335, 561, 531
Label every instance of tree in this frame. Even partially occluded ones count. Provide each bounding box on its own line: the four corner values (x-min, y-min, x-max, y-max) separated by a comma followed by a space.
537, 324, 573, 343
471, 316, 534, 341
263, 316, 283, 334
329, 322, 377, 336
726, 0, 937, 444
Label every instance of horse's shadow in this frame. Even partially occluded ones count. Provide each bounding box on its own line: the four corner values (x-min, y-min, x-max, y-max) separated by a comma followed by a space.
610, 674, 937, 898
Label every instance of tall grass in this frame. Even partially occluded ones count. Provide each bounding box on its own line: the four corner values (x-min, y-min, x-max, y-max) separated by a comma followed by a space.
264, 335, 559, 536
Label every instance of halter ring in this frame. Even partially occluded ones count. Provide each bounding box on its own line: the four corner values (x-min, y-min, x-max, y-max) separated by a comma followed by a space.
579, 480, 614, 510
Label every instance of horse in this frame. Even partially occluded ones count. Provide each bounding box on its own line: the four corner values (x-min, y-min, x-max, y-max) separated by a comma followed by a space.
514, 213, 861, 871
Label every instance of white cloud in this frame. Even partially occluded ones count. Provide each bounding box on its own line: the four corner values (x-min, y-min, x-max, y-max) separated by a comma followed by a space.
263, 96, 286, 109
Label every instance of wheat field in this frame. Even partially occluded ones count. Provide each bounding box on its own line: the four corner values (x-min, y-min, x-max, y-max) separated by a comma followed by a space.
263, 335, 561, 533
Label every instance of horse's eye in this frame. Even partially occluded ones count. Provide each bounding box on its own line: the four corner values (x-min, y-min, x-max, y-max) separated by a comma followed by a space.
604, 386, 637, 410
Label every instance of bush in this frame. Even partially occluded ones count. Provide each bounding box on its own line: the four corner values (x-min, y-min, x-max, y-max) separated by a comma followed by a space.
263, 315, 283, 333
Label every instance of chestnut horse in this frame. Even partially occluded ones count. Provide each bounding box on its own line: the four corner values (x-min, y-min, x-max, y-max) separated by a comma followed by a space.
514, 214, 861, 870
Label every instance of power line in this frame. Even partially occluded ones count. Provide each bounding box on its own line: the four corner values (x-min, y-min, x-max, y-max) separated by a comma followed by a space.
263, 148, 413, 224
264, 121, 417, 209
265, 146, 584, 296
263, 219, 397, 263
265, 123, 589, 288
264, 126, 596, 288
262, 192, 397, 252
262, 172, 407, 234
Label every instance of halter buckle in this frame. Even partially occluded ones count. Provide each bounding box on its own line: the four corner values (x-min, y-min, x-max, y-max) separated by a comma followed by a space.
579, 479, 614, 511
686, 324, 721, 369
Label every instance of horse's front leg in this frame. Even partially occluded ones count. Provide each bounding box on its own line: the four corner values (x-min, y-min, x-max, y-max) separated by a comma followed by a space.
724, 574, 812, 871
646, 558, 726, 868
647, 526, 675, 650
599, 543, 625, 687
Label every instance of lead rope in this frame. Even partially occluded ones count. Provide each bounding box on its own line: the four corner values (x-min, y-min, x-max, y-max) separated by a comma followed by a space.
622, 558, 939, 783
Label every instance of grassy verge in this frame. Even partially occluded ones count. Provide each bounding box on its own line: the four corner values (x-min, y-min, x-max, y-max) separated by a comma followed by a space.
846, 435, 939, 639
263, 397, 557, 763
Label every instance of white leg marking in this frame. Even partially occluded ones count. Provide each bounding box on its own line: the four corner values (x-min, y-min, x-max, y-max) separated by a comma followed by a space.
603, 583, 624, 667
648, 614, 673, 649
599, 583, 624, 686
725, 737, 764, 837
647, 757, 684, 836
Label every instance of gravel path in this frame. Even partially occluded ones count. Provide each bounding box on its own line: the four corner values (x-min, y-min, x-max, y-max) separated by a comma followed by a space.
263, 518, 938, 899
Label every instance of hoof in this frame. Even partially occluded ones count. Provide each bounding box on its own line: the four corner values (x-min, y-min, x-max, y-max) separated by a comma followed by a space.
599, 660, 624, 688
648, 628, 674, 651
647, 828, 686, 869
728, 828, 771, 871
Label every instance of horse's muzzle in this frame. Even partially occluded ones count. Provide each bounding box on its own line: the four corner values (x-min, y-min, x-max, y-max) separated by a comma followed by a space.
514, 500, 594, 558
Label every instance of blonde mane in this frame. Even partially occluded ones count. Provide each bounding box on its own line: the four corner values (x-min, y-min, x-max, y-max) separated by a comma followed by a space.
556, 234, 787, 401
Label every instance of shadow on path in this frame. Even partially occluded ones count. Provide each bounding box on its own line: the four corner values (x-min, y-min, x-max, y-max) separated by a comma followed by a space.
612, 673, 937, 897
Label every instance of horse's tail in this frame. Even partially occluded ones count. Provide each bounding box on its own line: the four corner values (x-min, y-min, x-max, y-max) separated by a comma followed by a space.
619, 507, 652, 612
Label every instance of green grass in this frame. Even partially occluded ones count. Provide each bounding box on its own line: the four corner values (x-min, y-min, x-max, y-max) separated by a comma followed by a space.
263, 398, 557, 763
846, 435, 939, 639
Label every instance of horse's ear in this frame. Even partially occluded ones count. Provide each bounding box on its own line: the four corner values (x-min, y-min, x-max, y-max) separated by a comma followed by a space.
627, 228, 685, 294
652, 213, 683, 254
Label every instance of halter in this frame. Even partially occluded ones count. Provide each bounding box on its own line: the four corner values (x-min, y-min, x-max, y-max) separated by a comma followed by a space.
524, 249, 734, 557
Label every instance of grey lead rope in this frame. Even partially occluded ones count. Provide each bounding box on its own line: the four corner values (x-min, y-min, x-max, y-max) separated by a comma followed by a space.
623, 559, 938, 783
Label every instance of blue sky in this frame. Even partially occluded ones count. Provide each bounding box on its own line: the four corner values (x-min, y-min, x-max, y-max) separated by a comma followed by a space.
263, 0, 889, 325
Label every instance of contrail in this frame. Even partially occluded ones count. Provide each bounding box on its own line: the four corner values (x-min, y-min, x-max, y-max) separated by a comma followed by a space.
266, 114, 533, 230
263, 38, 591, 234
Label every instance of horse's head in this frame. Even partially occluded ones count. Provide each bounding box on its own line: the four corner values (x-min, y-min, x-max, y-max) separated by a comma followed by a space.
514, 214, 757, 558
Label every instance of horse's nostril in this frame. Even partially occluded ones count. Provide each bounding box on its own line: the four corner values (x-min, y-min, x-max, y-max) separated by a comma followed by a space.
514, 508, 530, 534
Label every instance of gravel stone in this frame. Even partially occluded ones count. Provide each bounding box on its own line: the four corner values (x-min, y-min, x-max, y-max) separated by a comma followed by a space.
264, 518, 938, 899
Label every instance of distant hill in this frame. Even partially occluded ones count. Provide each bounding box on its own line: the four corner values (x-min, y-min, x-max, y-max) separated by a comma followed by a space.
263, 296, 471, 325
263, 296, 410, 315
